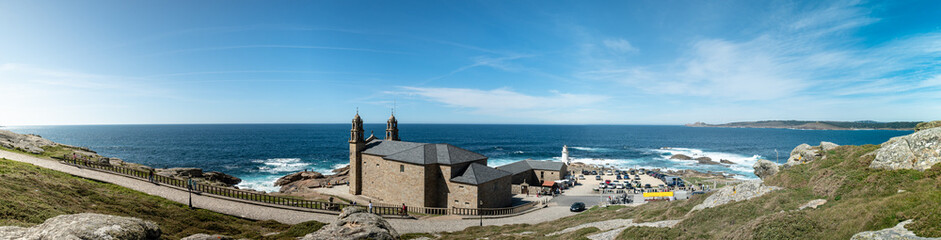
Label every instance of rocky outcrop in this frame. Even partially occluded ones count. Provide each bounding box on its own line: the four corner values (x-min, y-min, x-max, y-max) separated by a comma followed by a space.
753, 159, 780, 179
691, 181, 781, 211
784, 141, 839, 167
0, 213, 161, 240
820, 141, 839, 151
670, 154, 692, 160
785, 144, 817, 167
720, 159, 734, 164
915, 120, 941, 132
850, 219, 940, 240
798, 199, 827, 210
276, 166, 349, 194
301, 207, 398, 240
156, 168, 242, 187
870, 128, 941, 171
0, 130, 58, 154
181, 233, 234, 240
695, 157, 720, 165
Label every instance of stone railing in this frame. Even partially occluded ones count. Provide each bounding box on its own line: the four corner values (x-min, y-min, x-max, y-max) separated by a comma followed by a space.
58, 157, 537, 217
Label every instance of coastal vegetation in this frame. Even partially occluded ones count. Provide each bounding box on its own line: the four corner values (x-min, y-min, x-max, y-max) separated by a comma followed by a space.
435, 144, 941, 239
686, 120, 921, 130
0, 157, 324, 240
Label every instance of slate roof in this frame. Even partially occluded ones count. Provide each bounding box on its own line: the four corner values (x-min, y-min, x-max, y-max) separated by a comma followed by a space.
496, 159, 566, 174
362, 140, 487, 166
450, 163, 512, 185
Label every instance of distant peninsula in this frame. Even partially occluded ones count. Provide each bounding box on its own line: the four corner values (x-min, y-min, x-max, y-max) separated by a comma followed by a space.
685, 120, 921, 130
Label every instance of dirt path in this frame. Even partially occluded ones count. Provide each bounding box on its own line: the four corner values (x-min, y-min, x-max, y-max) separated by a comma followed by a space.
0, 150, 577, 233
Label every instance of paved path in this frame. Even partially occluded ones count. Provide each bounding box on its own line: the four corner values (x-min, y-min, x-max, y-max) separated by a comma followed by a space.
0, 150, 577, 233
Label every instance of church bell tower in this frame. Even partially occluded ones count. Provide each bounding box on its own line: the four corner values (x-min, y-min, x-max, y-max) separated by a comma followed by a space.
385, 113, 399, 141
349, 111, 365, 195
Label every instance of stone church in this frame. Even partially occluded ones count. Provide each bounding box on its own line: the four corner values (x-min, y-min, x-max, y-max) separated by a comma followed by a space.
348, 113, 513, 208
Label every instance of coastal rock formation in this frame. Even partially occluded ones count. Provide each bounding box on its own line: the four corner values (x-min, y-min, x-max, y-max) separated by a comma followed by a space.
720, 159, 734, 164
870, 128, 941, 171
695, 157, 720, 165
691, 181, 781, 211
670, 154, 692, 160
181, 233, 234, 240
0, 130, 57, 154
156, 168, 242, 187
784, 142, 838, 167
820, 141, 839, 151
0, 213, 161, 240
785, 144, 818, 167
915, 120, 941, 132
753, 159, 780, 179
798, 199, 827, 210
850, 220, 940, 240
301, 207, 398, 240
276, 166, 349, 194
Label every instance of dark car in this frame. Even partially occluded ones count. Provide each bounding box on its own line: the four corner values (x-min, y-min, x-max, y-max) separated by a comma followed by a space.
570, 202, 586, 212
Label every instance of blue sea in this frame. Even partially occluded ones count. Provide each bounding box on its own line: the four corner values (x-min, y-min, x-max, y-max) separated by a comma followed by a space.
1, 124, 911, 192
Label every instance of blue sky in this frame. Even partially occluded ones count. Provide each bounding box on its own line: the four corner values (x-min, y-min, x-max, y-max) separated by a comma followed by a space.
1, 0, 939, 125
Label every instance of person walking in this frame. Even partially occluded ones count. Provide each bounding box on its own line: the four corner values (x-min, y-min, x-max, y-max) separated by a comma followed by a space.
401, 203, 407, 216
148, 169, 155, 183
368, 201, 373, 213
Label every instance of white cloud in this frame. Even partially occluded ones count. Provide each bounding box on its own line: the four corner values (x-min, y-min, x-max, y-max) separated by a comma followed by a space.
602, 38, 638, 53
576, 1, 941, 104
398, 87, 610, 123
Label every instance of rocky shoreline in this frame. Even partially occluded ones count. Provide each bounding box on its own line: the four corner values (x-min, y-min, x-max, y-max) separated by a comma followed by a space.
0, 129, 243, 188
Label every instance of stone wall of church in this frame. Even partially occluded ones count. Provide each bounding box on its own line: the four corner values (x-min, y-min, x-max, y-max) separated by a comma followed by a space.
361, 154, 426, 207
425, 164, 448, 208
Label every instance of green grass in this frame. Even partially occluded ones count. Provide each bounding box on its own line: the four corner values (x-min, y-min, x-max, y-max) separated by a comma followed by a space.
434, 144, 941, 239
0, 158, 325, 239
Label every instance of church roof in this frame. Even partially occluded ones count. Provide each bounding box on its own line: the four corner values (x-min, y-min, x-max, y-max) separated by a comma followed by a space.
363, 140, 487, 166
450, 163, 512, 185
496, 159, 566, 174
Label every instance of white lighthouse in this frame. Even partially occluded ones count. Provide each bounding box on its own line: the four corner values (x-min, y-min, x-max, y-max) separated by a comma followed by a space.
562, 145, 570, 164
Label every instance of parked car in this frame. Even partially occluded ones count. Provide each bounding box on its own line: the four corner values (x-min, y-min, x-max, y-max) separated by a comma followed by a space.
591, 171, 598, 175
595, 175, 602, 180
616, 175, 622, 180
644, 184, 652, 188
578, 175, 586, 180
634, 176, 640, 180
570, 202, 586, 212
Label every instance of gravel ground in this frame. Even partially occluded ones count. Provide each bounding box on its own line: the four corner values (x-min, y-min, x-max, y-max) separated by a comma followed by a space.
0, 150, 578, 234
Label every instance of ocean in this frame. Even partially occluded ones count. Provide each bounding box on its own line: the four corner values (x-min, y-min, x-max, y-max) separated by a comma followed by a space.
1, 124, 911, 192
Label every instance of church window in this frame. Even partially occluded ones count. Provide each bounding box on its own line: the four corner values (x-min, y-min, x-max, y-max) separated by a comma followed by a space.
459, 185, 464, 189
541, 171, 544, 179
400, 165, 404, 172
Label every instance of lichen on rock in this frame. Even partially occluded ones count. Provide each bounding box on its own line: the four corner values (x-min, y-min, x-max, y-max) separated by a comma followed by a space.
870, 128, 941, 171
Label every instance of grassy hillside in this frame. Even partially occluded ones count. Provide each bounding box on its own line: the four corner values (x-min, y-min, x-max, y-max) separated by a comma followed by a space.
0, 158, 324, 239
434, 144, 941, 239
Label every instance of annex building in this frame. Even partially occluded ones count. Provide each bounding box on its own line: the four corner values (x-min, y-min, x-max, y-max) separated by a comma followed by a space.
348, 113, 514, 208
496, 159, 569, 194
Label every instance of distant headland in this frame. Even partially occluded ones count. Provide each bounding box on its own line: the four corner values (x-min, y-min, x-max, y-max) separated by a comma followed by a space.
685, 120, 921, 130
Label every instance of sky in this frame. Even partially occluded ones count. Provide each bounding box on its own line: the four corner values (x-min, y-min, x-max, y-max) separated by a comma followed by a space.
1, 0, 940, 125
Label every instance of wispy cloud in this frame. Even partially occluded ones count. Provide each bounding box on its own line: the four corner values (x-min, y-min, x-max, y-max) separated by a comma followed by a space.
141, 45, 411, 58
422, 54, 532, 84
575, 1, 941, 104
603, 38, 638, 53
395, 87, 610, 123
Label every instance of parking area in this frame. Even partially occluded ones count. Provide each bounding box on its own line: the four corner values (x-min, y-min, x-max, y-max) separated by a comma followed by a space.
565, 169, 667, 196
